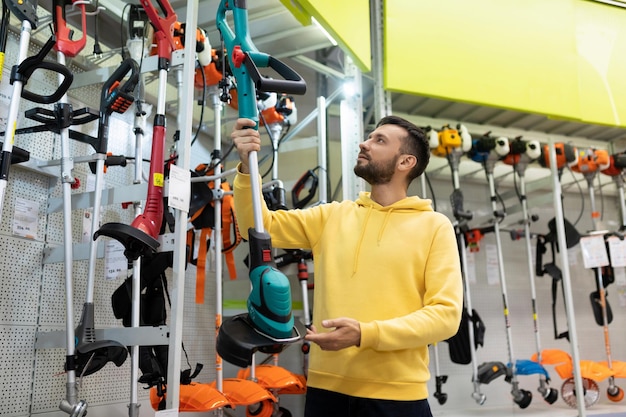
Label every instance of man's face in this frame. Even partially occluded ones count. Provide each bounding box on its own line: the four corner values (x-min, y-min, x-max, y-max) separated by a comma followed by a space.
354, 124, 404, 185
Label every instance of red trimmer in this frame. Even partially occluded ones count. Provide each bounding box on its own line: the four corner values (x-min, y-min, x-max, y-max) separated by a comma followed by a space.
95, 0, 177, 261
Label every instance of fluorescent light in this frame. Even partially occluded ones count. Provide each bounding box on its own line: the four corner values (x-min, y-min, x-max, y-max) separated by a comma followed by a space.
312, 16, 338, 46
589, 0, 626, 8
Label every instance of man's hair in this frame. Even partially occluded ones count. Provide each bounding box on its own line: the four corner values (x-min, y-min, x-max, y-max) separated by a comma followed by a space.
376, 115, 430, 182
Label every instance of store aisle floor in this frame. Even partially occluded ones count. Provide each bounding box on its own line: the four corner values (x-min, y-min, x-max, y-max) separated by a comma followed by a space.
433, 402, 626, 416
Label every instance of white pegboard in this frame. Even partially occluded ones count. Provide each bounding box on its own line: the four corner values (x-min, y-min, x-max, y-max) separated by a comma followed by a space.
0, 168, 49, 240
0, 235, 45, 325
0, 325, 37, 416
30, 341, 149, 414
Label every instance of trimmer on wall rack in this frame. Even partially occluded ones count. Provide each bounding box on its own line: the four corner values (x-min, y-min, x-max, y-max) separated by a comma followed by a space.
70, 57, 140, 385
214, 0, 307, 368
49, 0, 90, 415
468, 132, 533, 409
428, 124, 493, 405
501, 137, 559, 405
571, 148, 624, 404
0, 0, 73, 220
95, 0, 177, 260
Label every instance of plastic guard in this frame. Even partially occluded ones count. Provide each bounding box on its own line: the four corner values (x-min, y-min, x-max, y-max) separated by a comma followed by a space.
150, 382, 232, 412
216, 313, 305, 368
94, 222, 159, 261
514, 359, 550, 380
476, 361, 508, 384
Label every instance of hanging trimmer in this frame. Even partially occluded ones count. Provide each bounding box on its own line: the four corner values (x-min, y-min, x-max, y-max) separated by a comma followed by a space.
214, 0, 307, 368
428, 125, 491, 405
72, 58, 140, 379
95, 0, 177, 260
502, 137, 559, 405
0, 0, 72, 220
571, 147, 624, 403
472, 133, 533, 409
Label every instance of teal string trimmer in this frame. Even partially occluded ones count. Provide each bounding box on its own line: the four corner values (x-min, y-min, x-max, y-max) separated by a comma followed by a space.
215, 0, 307, 368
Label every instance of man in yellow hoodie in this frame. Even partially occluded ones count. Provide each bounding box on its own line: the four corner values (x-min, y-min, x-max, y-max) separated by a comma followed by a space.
231, 115, 463, 417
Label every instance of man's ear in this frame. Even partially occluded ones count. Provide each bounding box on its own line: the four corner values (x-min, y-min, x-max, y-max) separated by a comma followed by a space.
399, 154, 417, 172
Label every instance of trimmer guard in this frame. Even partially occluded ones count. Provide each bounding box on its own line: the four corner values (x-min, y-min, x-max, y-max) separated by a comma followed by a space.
579, 360, 615, 382
476, 361, 509, 384
515, 359, 550, 379
217, 313, 305, 368
94, 222, 159, 261
217, 378, 277, 406
149, 382, 232, 412
600, 360, 626, 378
237, 364, 306, 394
74, 340, 128, 377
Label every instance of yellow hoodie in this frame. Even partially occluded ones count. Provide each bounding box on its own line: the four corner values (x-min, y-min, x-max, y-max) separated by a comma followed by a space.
233, 171, 463, 401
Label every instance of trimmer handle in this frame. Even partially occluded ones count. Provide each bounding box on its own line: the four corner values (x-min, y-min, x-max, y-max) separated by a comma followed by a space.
53, 0, 87, 57
96, 58, 140, 154
101, 58, 140, 116
139, 0, 177, 60
240, 50, 307, 96
217, 0, 306, 123
13, 36, 73, 104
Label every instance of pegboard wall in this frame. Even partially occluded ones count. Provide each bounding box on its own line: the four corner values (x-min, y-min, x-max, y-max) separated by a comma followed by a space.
0, 8, 219, 417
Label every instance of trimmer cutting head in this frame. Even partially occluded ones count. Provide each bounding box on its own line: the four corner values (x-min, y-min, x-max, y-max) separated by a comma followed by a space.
217, 313, 305, 368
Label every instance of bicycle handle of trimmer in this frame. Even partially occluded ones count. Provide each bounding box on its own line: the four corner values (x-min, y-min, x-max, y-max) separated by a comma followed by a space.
241, 51, 307, 96
53, 0, 87, 58
217, 0, 306, 123
97, 58, 140, 154
13, 36, 73, 104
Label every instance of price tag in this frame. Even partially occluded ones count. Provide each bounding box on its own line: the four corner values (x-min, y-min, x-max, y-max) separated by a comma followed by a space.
13, 197, 39, 239
105, 240, 127, 280
580, 235, 609, 269
168, 164, 191, 212
607, 236, 626, 268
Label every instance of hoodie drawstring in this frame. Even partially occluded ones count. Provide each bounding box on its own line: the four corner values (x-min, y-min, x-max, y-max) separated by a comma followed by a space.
353, 205, 372, 274
378, 208, 393, 244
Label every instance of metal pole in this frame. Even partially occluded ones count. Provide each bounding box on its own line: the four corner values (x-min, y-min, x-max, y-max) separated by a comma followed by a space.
165, 0, 198, 408
128, 36, 146, 417
548, 140, 586, 416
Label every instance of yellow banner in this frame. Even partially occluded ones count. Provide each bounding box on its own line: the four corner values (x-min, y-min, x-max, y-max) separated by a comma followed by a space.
280, 0, 371, 72
385, 0, 626, 127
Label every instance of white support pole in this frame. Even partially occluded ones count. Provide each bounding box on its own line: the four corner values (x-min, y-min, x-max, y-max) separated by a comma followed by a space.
370, 0, 391, 122
165, 0, 198, 409
548, 140, 586, 416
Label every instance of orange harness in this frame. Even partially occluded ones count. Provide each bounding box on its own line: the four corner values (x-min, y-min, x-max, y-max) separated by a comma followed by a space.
188, 165, 241, 304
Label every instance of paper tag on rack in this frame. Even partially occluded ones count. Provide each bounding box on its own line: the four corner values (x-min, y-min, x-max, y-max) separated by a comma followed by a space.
155, 409, 178, 417
105, 240, 127, 280
168, 164, 190, 212
465, 248, 476, 284
580, 234, 610, 269
13, 197, 39, 239
607, 236, 626, 267
485, 244, 500, 285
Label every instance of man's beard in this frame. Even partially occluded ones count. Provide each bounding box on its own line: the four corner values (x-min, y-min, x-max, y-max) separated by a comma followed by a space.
353, 154, 398, 185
